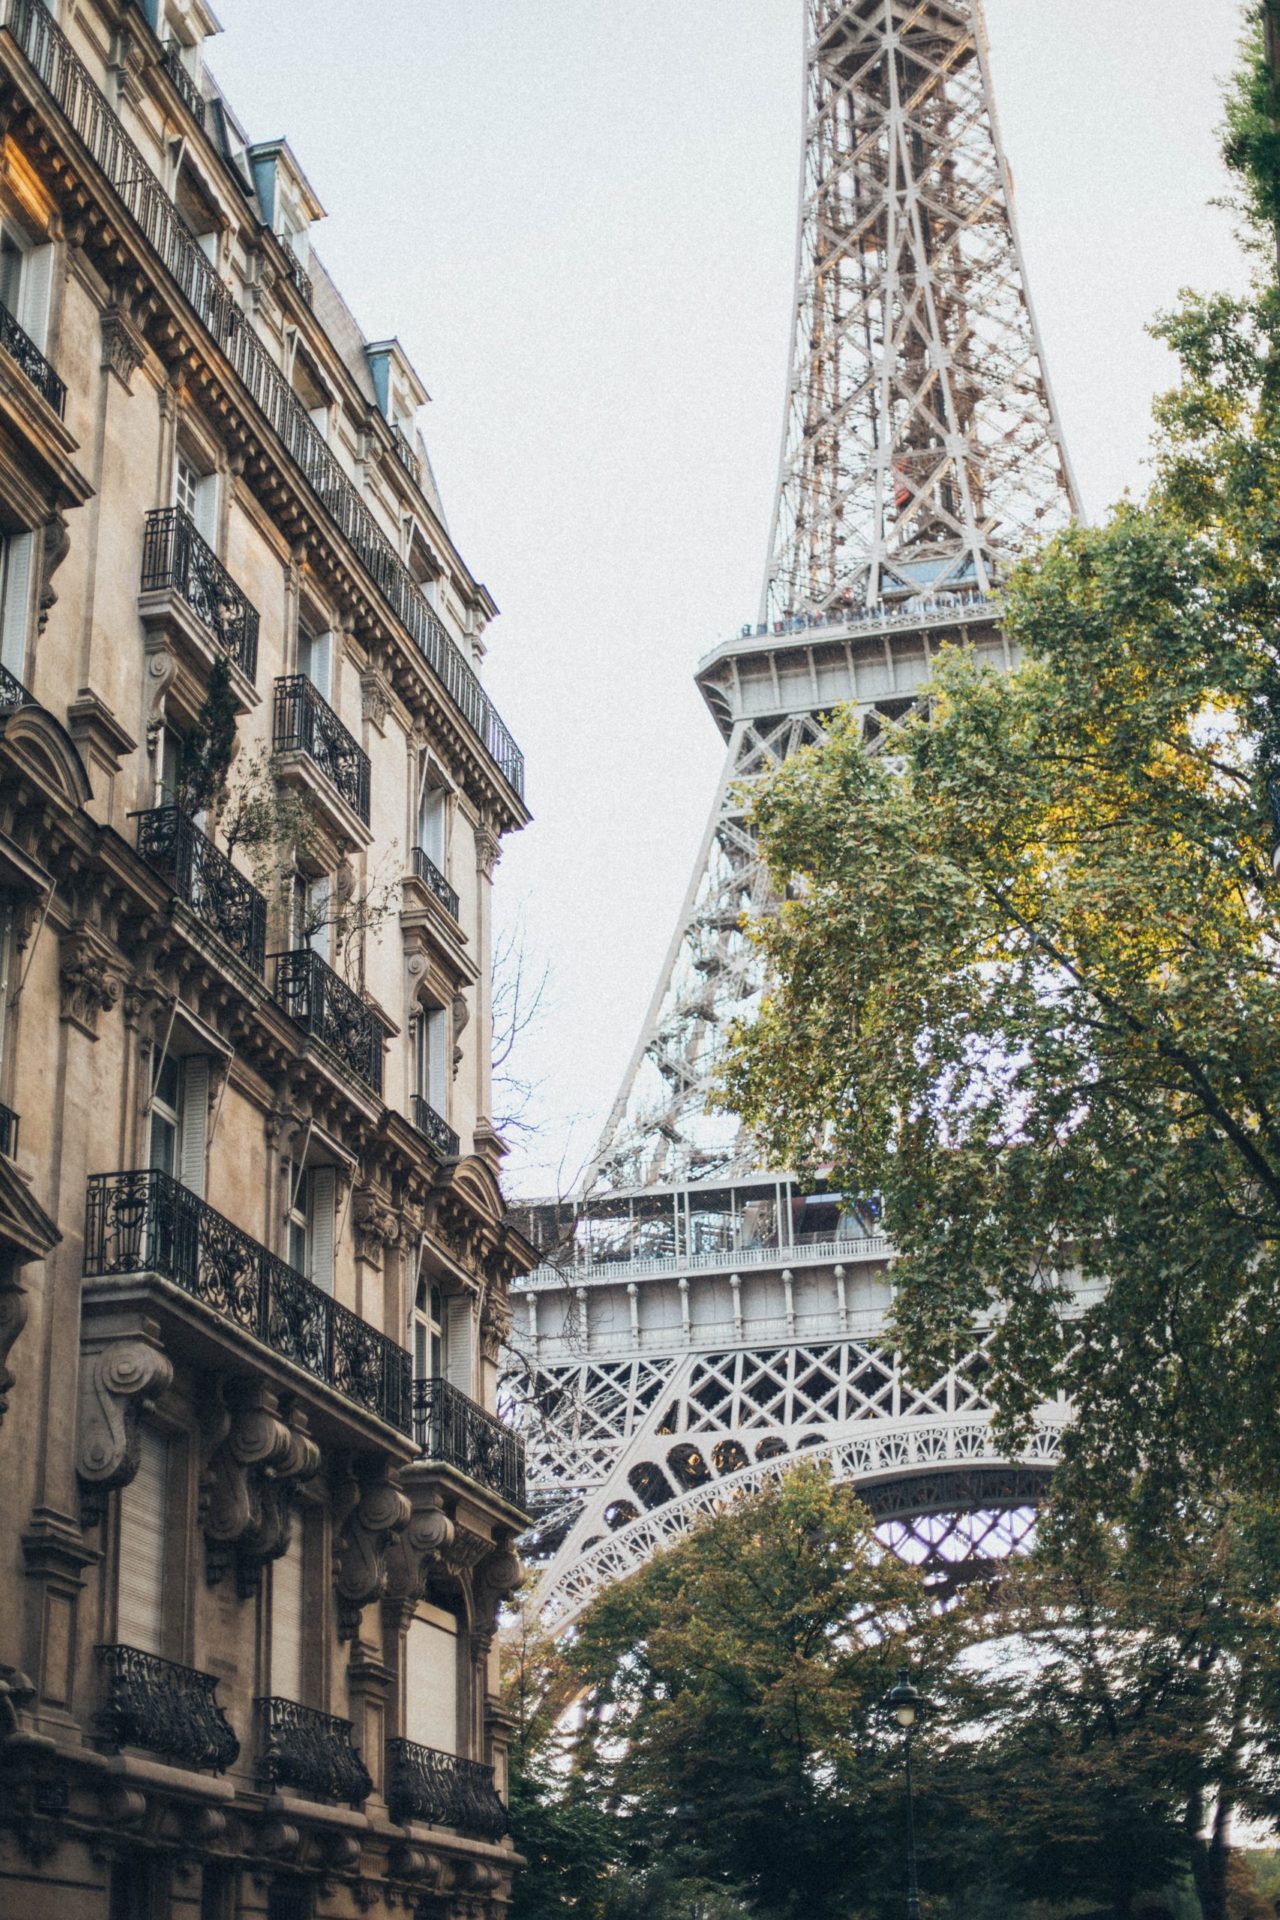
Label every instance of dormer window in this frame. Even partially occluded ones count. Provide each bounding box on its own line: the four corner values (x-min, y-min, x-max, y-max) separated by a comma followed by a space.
247, 139, 325, 294
174, 160, 220, 265
291, 346, 331, 442
366, 340, 429, 483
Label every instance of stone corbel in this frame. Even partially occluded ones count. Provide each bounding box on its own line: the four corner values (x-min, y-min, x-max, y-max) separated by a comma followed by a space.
201, 1383, 320, 1594
478, 1289, 512, 1368
352, 1187, 400, 1273
475, 825, 502, 882
333, 1467, 410, 1639
144, 645, 177, 754
472, 1538, 524, 1653
38, 514, 71, 634
451, 989, 469, 1079
100, 306, 147, 393
0, 1268, 28, 1424
360, 670, 393, 736
59, 926, 122, 1040
77, 1334, 174, 1522
382, 1476, 454, 1621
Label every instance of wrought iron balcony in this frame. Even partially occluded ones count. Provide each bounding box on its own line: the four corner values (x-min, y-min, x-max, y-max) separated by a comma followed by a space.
256, 1697, 372, 1808
0, 296, 65, 416
385, 1740, 509, 1839
0, 665, 32, 713
95, 1645, 239, 1773
141, 506, 260, 680
390, 422, 421, 483
159, 40, 205, 128
135, 807, 267, 975
0, 0, 525, 801
411, 846, 459, 920
273, 948, 383, 1095
413, 1376, 526, 1510
273, 675, 370, 824
282, 243, 313, 307
411, 1096, 459, 1161
84, 1170, 413, 1435
0, 1103, 17, 1158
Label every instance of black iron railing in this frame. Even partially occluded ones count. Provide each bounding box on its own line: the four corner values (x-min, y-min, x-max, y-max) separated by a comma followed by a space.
273, 675, 370, 824
410, 847, 459, 920
0, 295, 64, 415
256, 1697, 371, 1808
0, 1103, 17, 1157
134, 807, 267, 975
0, 665, 32, 711
0, 0, 524, 800
83, 1170, 413, 1434
272, 948, 383, 1094
159, 40, 204, 127
410, 1095, 459, 1161
385, 1740, 509, 1838
95, 1645, 239, 1772
282, 243, 313, 307
141, 506, 260, 679
412, 1376, 526, 1509
390, 422, 421, 483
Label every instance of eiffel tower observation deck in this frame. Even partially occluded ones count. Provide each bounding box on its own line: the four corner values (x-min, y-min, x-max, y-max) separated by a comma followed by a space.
510, 0, 1085, 1627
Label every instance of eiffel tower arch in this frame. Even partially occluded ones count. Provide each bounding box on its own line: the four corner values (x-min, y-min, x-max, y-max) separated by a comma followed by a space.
510, 0, 1083, 1626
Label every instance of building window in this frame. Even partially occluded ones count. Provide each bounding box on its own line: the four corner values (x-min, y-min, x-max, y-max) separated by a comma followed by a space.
405, 1603, 459, 1754
417, 775, 447, 870
174, 449, 217, 543
290, 870, 333, 965
117, 1425, 170, 1654
0, 892, 16, 1096
148, 1055, 209, 1197
412, 1278, 445, 1383
415, 1004, 448, 1113
0, 531, 36, 682
110, 1856, 166, 1920
270, 1516, 306, 1703
0, 222, 53, 349
297, 621, 332, 703
286, 1163, 336, 1293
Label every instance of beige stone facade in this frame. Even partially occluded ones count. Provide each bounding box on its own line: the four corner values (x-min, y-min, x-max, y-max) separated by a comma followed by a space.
0, 1, 534, 1915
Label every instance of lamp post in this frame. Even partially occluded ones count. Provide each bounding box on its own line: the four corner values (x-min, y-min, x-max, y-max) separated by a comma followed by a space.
884, 1668, 926, 1920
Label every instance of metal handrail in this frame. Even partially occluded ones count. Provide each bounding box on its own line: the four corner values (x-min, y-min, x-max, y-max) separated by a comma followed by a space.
0, 665, 32, 711
140, 506, 260, 679
0, 0, 524, 798
95, 1644, 238, 1772
0, 294, 64, 414
83, 1169, 412, 1433
523, 1233, 893, 1290
412, 1375, 526, 1509
272, 674, 370, 824
255, 1696, 371, 1807
410, 1094, 459, 1161
410, 846, 459, 920
385, 1738, 509, 1838
134, 806, 267, 975
272, 945, 383, 1094
158, 40, 204, 128
0, 1103, 18, 1158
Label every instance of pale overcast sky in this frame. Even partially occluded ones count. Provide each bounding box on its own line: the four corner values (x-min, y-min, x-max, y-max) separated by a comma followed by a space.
210, 0, 1250, 1191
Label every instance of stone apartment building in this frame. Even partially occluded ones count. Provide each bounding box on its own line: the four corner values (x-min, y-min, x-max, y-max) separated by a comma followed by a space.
0, 1, 534, 1914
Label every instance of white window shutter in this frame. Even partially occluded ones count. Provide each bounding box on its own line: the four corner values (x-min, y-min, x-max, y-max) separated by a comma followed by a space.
427, 1009, 448, 1107
309, 1166, 336, 1294
20, 242, 53, 353
271, 1524, 305, 1703
117, 1428, 168, 1654
193, 471, 218, 544
0, 532, 34, 678
445, 1294, 473, 1395
179, 1057, 209, 1198
405, 1612, 458, 1752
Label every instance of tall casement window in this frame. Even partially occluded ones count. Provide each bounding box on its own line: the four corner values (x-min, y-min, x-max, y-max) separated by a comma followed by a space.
286, 1162, 336, 1293
412, 1278, 445, 1383
0, 221, 53, 349
416, 774, 447, 872
415, 1003, 448, 1114
148, 1054, 210, 1198
0, 530, 36, 684
117, 1424, 170, 1653
297, 620, 332, 703
290, 870, 333, 965
270, 1516, 307, 1703
445, 1291, 473, 1396
174, 447, 217, 543
404, 1602, 460, 1754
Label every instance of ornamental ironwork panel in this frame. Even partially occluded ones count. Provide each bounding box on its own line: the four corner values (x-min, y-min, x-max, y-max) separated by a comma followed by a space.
272, 947, 383, 1094
410, 1096, 459, 1161
95, 1644, 239, 1772
159, 40, 204, 127
0, 0, 524, 801
140, 506, 260, 679
412, 1377, 526, 1509
385, 1739, 509, 1839
272, 675, 370, 823
83, 1170, 413, 1435
0, 1103, 17, 1158
282, 244, 313, 307
0, 296, 65, 415
256, 1697, 372, 1807
0, 665, 33, 712
410, 846, 459, 920
135, 806, 267, 975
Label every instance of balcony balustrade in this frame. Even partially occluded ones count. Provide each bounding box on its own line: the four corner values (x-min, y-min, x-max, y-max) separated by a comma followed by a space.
410, 1095, 459, 1161
0, 295, 65, 415
95, 1645, 239, 1773
0, 0, 525, 801
282, 244, 313, 307
158, 40, 205, 127
272, 947, 383, 1094
135, 807, 267, 975
0, 665, 31, 712
385, 1740, 509, 1839
84, 1170, 413, 1434
141, 506, 260, 679
390, 422, 421, 483
256, 1697, 372, 1808
410, 846, 459, 920
413, 1376, 526, 1510
273, 675, 370, 825
0, 1103, 17, 1157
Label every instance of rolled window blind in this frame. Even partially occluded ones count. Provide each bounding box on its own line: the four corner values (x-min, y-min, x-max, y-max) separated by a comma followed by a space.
405, 1611, 458, 1753
117, 1427, 168, 1654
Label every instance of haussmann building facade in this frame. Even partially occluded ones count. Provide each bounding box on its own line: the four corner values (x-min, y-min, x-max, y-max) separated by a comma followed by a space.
0, 0, 536, 1914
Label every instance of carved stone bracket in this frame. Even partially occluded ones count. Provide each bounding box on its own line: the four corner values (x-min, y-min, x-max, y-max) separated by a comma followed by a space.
201, 1383, 320, 1594
100, 305, 146, 392
479, 1291, 512, 1368
360, 670, 394, 736
451, 988, 469, 1078
38, 514, 71, 634
0, 1267, 28, 1425
144, 645, 177, 754
77, 1334, 173, 1522
383, 1474, 454, 1620
472, 1539, 524, 1653
352, 1187, 400, 1272
59, 926, 122, 1040
334, 1468, 410, 1640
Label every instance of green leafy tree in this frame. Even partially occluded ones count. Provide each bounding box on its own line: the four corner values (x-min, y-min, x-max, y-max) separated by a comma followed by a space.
174, 653, 237, 816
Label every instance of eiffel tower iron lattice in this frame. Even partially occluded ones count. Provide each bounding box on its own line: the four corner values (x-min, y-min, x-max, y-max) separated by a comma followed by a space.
509, 0, 1083, 1626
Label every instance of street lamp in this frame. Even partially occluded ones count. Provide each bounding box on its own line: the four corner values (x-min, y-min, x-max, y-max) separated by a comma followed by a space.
883, 1668, 927, 1920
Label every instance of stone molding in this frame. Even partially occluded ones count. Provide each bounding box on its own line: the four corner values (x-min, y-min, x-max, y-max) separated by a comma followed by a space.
334, 1467, 410, 1638
76, 1333, 174, 1519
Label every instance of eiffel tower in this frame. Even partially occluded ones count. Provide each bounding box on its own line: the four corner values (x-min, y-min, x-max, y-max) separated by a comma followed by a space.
511, 0, 1082, 1628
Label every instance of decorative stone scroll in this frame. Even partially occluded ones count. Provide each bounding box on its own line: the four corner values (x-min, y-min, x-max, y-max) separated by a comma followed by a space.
59, 927, 122, 1039
76, 1336, 174, 1521
382, 1474, 455, 1620
334, 1468, 410, 1639
201, 1382, 320, 1594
